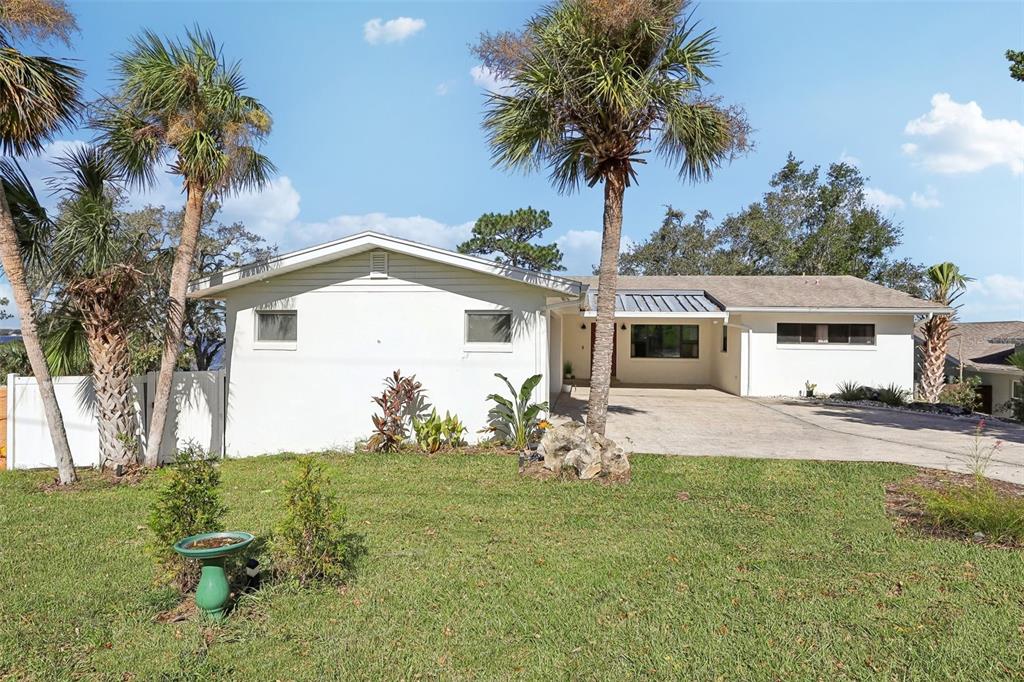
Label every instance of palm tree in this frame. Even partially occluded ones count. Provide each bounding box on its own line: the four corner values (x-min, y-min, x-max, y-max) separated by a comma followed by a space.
475, 0, 749, 434
94, 29, 274, 467
2, 147, 152, 471
0, 1, 81, 483
49, 147, 150, 470
918, 262, 971, 403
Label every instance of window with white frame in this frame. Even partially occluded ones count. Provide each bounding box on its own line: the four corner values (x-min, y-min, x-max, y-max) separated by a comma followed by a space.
631, 324, 699, 359
256, 310, 297, 342
777, 323, 875, 345
465, 311, 512, 343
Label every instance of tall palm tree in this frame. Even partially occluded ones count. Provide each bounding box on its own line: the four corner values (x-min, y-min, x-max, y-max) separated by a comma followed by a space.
0, 1, 81, 483
918, 262, 971, 403
94, 29, 274, 467
2, 147, 152, 471
475, 0, 749, 434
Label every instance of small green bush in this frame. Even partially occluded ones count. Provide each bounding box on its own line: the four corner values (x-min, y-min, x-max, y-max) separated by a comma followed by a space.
917, 480, 1024, 544
413, 409, 467, 453
834, 380, 867, 402
147, 443, 227, 591
272, 458, 361, 586
877, 383, 910, 407
939, 376, 981, 412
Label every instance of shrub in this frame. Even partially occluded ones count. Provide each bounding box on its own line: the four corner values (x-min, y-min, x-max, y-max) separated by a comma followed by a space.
272, 458, 361, 586
485, 373, 548, 449
367, 370, 429, 452
834, 380, 867, 402
938, 376, 981, 412
441, 411, 467, 447
147, 443, 227, 591
917, 480, 1024, 544
413, 409, 467, 453
877, 383, 910, 407
563, 361, 573, 377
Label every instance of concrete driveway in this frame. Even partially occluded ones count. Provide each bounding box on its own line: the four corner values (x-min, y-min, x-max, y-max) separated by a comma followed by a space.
551, 385, 1024, 484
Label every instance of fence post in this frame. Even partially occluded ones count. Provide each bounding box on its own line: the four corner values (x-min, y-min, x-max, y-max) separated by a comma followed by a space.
6, 374, 15, 469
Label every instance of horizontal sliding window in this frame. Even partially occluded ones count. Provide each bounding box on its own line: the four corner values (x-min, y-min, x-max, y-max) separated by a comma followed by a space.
777, 323, 875, 345
256, 310, 297, 342
631, 324, 699, 359
466, 311, 512, 343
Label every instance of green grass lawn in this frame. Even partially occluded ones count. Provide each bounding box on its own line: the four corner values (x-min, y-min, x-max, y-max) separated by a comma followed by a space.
1, 453, 1021, 680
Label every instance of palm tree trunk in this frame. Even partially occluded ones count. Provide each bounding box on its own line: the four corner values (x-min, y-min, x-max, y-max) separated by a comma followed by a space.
919, 314, 951, 403
143, 183, 205, 467
85, 322, 136, 471
0, 183, 76, 483
586, 169, 626, 435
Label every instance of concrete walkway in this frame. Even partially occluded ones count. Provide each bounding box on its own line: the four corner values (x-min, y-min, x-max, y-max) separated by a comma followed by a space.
551, 385, 1024, 484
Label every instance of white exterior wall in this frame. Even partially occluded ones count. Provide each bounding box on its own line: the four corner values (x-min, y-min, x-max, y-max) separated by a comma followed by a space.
966, 370, 1022, 417
7, 371, 222, 470
741, 312, 916, 397
220, 250, 551, 457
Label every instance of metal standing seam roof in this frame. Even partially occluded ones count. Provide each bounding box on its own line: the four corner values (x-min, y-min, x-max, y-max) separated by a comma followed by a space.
584, 289, 724, 314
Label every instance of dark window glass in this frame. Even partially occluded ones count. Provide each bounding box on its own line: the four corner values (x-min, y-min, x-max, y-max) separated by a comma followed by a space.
256, 311, 297, 342
777, 322, 876, 345
466, 312, 512, 343
850, 324, 876, 345
777, 323, 801, 343
631, 325, 699, 358
828, 324, 850, 344
721, 325, 728, 352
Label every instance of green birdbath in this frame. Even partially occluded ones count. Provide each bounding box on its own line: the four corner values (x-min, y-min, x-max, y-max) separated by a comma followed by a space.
173, 531, 255, 621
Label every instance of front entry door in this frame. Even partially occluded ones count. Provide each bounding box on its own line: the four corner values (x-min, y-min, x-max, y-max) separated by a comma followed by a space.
590, 322, 617, 378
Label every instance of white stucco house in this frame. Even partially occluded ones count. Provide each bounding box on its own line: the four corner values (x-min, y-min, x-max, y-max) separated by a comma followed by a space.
190, 232, 951, 457
933, 321, 1024, 417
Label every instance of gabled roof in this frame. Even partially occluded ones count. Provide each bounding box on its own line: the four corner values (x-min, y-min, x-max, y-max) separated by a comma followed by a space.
570, 275, 950, 313
189, 231, 583, 298
929, 321, 1024, 374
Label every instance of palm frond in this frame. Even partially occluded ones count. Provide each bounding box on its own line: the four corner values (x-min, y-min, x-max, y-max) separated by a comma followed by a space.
0, 46, 82, 155
0, 157, 53, 270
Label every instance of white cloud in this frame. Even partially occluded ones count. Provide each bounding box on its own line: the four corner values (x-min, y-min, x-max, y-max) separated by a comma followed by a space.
863, 187, 905, 211
435, 80, 454, 96
903, 93, 1024, 174
0, 281, 18, 325
838, 150, 861, 167
556, 230, 602, 274
910, 185, 942, 209
470, 65, 513, 95
961, 274, 1024, 321
298, 213, 474, 250
220, 176, 302, 238
363, 17, 425, 45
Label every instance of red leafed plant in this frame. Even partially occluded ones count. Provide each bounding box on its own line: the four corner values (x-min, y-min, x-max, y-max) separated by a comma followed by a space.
367, 370, 428, 452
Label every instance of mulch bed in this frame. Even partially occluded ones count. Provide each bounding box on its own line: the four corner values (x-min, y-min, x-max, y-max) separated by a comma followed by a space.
885, 468, 1024, 550
38, 465, 149, 493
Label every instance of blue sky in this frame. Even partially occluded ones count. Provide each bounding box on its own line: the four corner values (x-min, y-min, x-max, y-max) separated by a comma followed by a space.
10, 0, 1024, 321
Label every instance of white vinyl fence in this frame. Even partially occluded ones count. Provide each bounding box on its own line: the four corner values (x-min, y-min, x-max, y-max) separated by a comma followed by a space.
5, 371, 225, 470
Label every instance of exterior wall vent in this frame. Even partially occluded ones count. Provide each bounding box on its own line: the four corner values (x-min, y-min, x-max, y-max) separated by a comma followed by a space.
369, 251, 388, 279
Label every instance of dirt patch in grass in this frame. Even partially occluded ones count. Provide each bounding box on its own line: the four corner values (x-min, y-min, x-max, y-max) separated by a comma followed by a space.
518, 461, 631, 484
885, 468, 1024, 549
37, 465, 149, 494
154, 597, 198, 624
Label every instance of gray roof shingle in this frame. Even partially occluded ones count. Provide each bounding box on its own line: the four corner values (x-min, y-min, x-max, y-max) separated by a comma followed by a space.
936, 321, 1024, 373
569, 275, 948, 311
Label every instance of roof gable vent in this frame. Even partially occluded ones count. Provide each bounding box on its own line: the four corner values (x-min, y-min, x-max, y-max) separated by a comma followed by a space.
369, 250, 388, 278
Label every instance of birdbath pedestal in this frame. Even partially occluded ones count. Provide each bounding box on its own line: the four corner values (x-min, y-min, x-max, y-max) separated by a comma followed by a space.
173, 531, 255, 621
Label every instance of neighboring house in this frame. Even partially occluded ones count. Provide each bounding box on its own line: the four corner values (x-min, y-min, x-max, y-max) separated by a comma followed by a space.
190, 232, 949, 457
938, 321, 1024, 416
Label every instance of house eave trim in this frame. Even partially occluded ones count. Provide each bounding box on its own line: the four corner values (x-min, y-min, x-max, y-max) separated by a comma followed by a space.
724, 306, 953, 315
188, 231, 583, 298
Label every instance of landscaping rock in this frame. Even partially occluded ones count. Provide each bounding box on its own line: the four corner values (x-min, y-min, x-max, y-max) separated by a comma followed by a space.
537, 421, 631, 482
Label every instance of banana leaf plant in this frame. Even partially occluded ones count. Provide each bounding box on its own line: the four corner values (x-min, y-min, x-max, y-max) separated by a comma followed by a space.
485, 373, 548, 449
